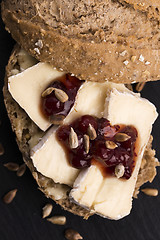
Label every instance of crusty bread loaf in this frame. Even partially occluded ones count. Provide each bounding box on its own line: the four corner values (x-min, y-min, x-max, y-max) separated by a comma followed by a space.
3, 45, 159, 218
1, 0, 160, 84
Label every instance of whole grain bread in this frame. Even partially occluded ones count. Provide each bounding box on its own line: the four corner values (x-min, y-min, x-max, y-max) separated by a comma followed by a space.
1, 0, 160, 84
3, 45, 159, 218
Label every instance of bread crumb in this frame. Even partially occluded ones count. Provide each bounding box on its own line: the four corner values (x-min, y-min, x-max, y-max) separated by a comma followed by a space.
34, 48, 40, 55
119, 50, 127, 57
139, 54, 144, 62
35, 40, 43, 49
123, 60, 129, 66
131, 56, 137, 62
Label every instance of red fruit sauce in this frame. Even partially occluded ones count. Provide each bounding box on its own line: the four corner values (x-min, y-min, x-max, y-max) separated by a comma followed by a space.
41, 74, 83, 121
56, 115, 138, 179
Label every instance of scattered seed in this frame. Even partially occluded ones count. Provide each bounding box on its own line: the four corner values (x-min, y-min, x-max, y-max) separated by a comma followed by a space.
65, 229, 83, 240
4, 162, 19, 171
17, 163, 26, 177
105, 141, 118, 150
3, 189, 17, 204
141, 188, 158, 197
41, 87, 54, 97
115, 164, 125, 178
49, 114, 65, 125
84, 135, 90, 154
0, 143, 4, 156
47, 216, 66, 225
131, 55, 137, 62
115, 133, 131, 142
136, 82, 146, 92
69, 128, 79, 149
42, 203, 53, 218
87, 124, 97, 140
54, 88, 69, 103
42, 87, 68, 103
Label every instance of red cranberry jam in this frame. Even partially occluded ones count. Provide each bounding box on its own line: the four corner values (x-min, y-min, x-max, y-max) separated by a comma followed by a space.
41, 74, 83, 124
56, 115, 138, 179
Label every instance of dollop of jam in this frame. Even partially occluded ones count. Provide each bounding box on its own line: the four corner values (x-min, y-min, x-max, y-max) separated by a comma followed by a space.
41, 74, 83, 124
56, 115, 138, 179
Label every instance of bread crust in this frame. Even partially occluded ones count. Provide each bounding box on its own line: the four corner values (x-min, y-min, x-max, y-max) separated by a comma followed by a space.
1, 0, 160, 84
3, 45, 159, 218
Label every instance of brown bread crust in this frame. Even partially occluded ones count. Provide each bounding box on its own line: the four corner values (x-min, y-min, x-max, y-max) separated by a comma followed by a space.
1, 0, 160, 84
3, 45, 159, 218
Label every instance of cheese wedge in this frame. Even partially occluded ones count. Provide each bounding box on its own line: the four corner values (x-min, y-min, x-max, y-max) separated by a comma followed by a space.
70, 89, 158, 219
8, 62, 65, 131
30, 127, 79, 186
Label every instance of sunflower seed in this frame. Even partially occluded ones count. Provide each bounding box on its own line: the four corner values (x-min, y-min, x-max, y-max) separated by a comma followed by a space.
136, 82, 146, 92
69, 128, 78, 149
87, 124, 97, 140
115, 164, 125, 178
54, 88, 69, 103
65, 229, 83, 240
49, 114, 65, 125
42, 203, 53, 218
84, 135, 90, 154
0, 143, 4, 156
115, 133, 131, 142
4, 162, 19, 171
3, 189, 17, 204
17, 163, 26, 177
105, 141, 118, 150
47, 216, 66, 225
141, 188, 158, 197
41, 87, 55, 97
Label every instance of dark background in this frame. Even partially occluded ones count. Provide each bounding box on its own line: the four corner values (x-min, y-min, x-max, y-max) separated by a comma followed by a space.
0, 6, 160, 240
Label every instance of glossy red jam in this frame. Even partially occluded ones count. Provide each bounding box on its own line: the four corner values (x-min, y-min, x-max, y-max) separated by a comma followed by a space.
41, 74, 83, 123
56, 115, 138, 179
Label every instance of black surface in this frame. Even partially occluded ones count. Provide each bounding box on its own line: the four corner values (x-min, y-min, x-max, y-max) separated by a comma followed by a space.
0, 7, 160, 240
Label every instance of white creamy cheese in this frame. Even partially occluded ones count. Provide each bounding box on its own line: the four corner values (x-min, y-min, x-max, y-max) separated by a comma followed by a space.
31, 81, 126, 185
70, 89, 158, 220
8, 62, 65, 131
30, 126, 79, 186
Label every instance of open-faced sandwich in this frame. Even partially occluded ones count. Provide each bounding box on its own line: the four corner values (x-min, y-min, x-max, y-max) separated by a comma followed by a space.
1, 0, 160, 220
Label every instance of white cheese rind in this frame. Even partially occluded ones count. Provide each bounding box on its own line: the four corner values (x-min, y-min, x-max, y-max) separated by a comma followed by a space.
30, 127, 79, 186
64, 82, 128, 124
70, 89, 158, 220
8, 63, 65, 131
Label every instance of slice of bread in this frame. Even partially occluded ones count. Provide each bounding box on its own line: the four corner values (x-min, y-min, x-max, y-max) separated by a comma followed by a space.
1, 0, 160, 84
3, 45, 159, 219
